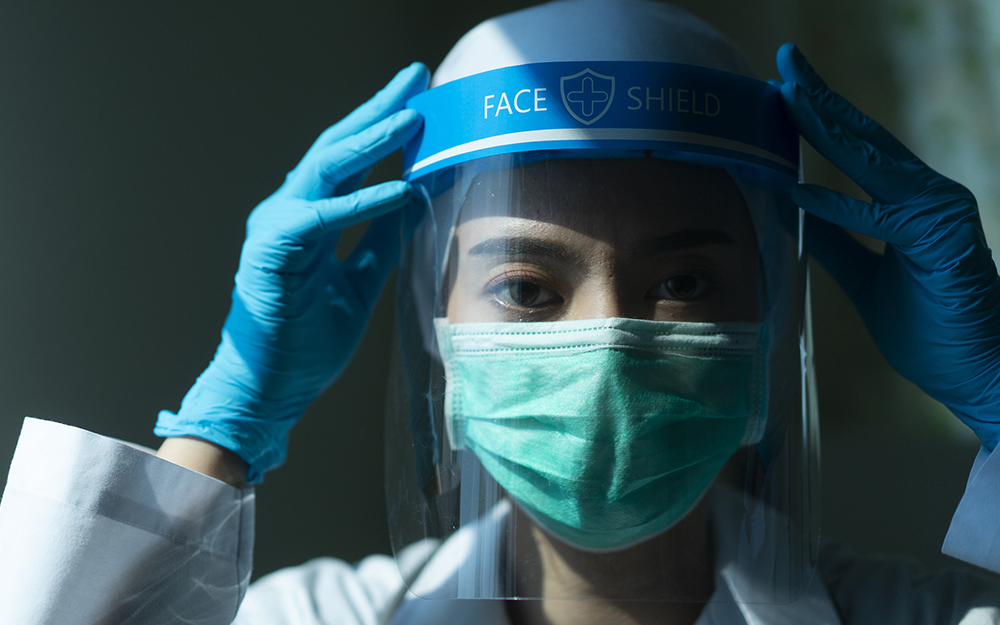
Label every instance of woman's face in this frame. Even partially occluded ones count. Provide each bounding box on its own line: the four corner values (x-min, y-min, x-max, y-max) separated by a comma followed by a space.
445, 158, 760, 323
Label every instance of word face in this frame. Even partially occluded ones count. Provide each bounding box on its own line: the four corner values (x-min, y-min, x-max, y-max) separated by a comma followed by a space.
484, 89, 548, 118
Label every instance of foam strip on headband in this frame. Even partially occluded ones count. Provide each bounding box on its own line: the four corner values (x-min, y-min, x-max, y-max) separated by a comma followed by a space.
403, 61, 798, 188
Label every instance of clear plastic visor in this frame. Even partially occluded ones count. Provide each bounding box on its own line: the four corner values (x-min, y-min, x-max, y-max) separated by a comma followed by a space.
385, 152, 819, 605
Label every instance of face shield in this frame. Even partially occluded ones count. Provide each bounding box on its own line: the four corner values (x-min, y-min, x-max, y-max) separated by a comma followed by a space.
383, 24, 818, 608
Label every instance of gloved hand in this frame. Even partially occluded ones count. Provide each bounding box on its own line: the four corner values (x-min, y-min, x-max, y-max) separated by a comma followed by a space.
155, 63, 430, 482
775, 43, 1000, 451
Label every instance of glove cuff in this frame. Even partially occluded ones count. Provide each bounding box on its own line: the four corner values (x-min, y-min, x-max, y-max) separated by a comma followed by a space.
155, 380, 309, 484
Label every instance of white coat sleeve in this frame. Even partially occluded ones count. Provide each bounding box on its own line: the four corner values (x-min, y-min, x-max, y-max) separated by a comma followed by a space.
943, 445, 1000, 574
818, 540, 1000, 624
0, 418, 255, 625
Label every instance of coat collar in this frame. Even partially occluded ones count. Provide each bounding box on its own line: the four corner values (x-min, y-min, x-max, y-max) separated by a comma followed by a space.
392, 493, 841, 625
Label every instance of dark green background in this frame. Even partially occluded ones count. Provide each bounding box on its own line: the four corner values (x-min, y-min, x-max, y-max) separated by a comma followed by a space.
0, 0, 989, 581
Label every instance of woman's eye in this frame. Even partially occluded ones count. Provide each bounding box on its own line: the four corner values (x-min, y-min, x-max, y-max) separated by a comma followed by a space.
653, 274, 709, 301
487, 273, 561, 309
506, 281, 544, 306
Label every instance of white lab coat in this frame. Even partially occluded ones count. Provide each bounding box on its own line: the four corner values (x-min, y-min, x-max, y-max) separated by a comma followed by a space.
1, 417, 998, 624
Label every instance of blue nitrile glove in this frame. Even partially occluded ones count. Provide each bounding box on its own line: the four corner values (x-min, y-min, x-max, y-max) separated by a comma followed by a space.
155, 63, 430, 482
775, 43, 1000, 451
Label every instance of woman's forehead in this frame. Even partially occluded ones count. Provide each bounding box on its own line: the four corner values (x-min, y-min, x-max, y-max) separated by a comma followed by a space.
456, 158, 755, 246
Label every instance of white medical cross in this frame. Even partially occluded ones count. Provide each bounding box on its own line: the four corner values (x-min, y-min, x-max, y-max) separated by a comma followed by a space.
566, 77, 610, 118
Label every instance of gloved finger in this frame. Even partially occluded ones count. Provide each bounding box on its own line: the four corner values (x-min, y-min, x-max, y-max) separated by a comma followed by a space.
799, 207, 881, 308
297, 180, 412, 241
779, 80, 926, 206
286, 108, 422, 201
791, 183, 928, 248
775, 44, 916, 165
293, 63, 429, 173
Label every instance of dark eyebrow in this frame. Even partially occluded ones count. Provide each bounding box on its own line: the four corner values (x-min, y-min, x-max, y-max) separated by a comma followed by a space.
634, 228, 736, 257
467, 236, 578, 264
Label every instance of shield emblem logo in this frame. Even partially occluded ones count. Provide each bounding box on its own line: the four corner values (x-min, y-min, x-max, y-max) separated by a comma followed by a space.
560, 68, 616, 126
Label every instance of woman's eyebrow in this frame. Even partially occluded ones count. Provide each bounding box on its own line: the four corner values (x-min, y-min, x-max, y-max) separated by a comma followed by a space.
634, 228, 736, 257
467, 236, 578, 264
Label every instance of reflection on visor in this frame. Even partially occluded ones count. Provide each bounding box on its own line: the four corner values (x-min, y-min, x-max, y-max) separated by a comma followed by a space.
387, 152, 819, 605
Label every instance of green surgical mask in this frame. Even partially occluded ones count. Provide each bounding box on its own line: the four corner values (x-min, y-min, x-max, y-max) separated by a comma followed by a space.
434, 317, 767, 551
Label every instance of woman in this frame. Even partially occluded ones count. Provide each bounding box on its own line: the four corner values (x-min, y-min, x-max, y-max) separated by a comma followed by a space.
2, 1, 999, 623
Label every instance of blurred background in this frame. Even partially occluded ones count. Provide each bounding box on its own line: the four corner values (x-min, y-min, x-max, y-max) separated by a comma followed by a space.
1, 0, 998, 581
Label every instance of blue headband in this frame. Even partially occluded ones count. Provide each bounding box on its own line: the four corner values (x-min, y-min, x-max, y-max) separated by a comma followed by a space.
403, 61, 799, 188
